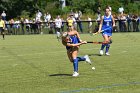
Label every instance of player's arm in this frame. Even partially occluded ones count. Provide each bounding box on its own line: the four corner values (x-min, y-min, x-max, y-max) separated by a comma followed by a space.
98, 16, 104, 33
66, 41, 87, 47
74, 31, 82, 42
68, 31, 82, 42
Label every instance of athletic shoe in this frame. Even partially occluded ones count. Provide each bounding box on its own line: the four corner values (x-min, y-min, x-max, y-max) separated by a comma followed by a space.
105, 52, 110, 56
99, 50, 104, 56
72, 72, 79, 77
84, 55, 91, 65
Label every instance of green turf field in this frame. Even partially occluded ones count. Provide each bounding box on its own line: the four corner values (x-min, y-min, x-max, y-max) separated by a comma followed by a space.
0, 32, 140, 93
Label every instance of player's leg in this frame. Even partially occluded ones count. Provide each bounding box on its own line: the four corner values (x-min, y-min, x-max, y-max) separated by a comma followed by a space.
105, 36, 112, 55
99, 34, 109, 55
72, 47, 79, 77
67, 48, 79, 77
67, 50, 73, 62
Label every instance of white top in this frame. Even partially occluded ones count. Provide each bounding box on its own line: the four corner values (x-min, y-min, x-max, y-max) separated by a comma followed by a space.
46, 14, 51, 21
1, 12, 6, 17
55, 18, 62, 28
118, 7, 124, 13
36, 12, 42, 18
74, 13, 79, 18
88, 17, 92, 26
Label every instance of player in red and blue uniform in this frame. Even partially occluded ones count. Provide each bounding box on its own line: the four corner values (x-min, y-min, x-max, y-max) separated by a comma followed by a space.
98, 7, 115, 56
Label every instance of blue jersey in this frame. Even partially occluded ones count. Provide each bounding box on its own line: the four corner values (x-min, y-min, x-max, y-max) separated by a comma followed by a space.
66, 35, 80, 50
102, 15, 113, 36
102, 15, 113, 27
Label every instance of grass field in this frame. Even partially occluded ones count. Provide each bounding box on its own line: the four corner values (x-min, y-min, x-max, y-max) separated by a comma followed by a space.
0, 32, 140, 93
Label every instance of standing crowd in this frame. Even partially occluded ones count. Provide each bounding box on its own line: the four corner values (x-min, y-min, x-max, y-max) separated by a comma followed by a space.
0, 6, 140, 35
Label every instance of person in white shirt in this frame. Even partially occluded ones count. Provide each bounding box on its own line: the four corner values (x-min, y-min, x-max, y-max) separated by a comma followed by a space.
78, 10, 82, 18
55, 15, 62, 40
44, 12, 51, 27
87, 16, 92, 33
1, 11, 6, 21
24, 18, 30, 33
118, 6, 124, 14
44, 12, 51, 22
36, 10, 42, 21
74, 11, 79, 20
15, 20, 20, 34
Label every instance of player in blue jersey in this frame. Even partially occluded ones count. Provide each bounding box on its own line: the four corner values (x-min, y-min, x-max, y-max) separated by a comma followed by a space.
62, 31, 91, 77
98, 7, 115, 56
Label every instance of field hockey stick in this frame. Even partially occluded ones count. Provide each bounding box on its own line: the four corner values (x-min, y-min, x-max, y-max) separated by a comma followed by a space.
87, 39, 113, 44
87, 41, 104, 44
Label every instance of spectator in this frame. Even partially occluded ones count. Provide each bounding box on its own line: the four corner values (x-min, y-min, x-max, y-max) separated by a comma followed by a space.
87, 16, 92, 33
44, 12, 51, 27
15, 20, 20, 35
20, 18, 25, 34
9, 19, 15, 34
67, 15, 77, 30
74, 11, 79, 20
29, 19, 33, 34
70, 9, 74, 16
5, 20, 11, 34
61, 18, 65, 32
36, 19, 42, 34
78, 10, 82, 18
54, 15, 62, 33
67, 15, 74, 31
49, 19, 54, 34
112, 14, 118, 32
97, 7, 101, 19
118, 6, 124, 14
72, 15, 77, 30
96, 13, 101, 27
120, 14, 127, 32
1, 11, 6, 21
31, 19, 37, 34
77, 17, 83, 33
36, 10, 42, 21
24, 18, 30, 33
136, 15, 139, 32
118, 13, 127, 32
132, 15, 139, 32
127, 14, 132, 32
0, 16, 5, 39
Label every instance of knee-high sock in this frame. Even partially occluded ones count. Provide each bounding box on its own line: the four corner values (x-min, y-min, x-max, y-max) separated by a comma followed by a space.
101, 44, 106, 50
73, 58, 78, 72
105, 44, 110, 53
77, 57, 86, 62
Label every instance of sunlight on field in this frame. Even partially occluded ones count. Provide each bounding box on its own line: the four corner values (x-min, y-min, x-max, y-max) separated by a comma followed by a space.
0, 33, 140, 93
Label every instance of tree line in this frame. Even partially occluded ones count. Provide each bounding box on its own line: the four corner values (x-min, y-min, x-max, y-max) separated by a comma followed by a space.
0, 0, 139, 20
